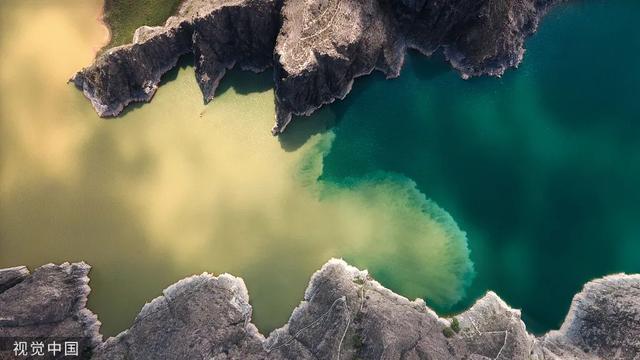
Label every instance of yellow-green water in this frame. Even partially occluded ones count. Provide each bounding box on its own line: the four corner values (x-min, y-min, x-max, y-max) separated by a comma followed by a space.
0, 0, 472, 336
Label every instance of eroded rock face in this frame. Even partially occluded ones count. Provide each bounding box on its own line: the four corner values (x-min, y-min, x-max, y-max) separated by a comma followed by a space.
1, 260, 638, 359
71, 19, 194, 117
0, 266, 29, 293
93, 274, 266, 359
72, 0, 560, 134
271, 0, 404, 133
270, 0, 553, 133
533, 274, 640, 359
0, 263, 101, 359
71, 0, 281, 117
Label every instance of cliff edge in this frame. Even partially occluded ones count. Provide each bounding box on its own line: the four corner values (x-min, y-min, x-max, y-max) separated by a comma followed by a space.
71, 0, 560, 134
1, 260, 638, 359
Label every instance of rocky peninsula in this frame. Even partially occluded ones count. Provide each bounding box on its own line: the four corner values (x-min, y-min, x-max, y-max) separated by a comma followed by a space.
72, 0, 560, 134
1, 260, 638, 359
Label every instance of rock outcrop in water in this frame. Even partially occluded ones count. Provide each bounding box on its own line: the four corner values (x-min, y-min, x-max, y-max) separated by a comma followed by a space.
72, 0, 559, 134
71, 0, 280, 117
1, 260, 639, 359
0, 263, 101, 358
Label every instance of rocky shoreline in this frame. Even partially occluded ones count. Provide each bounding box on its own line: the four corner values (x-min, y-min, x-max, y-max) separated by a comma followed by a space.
72, 0, 561, 134
1, 259, 638, 359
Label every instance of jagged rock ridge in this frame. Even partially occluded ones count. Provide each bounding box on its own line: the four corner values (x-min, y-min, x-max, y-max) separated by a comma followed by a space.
71, 0, 280, 118
72, 0, 560, 134
1, 260, 638, 359
0, 263, 101, 359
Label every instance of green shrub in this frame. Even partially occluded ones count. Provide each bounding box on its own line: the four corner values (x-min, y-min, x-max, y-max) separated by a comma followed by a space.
451, 317, 460, 333
442, 317, 461, 338
352, 334, 363, 349
442, 327, 455, 338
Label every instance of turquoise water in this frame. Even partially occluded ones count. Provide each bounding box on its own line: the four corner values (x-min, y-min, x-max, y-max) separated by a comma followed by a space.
306, 0, 640, 333
1, 0, 638, 337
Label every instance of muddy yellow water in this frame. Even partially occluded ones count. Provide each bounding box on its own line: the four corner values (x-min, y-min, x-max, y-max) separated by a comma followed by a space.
0, 0, 472, 336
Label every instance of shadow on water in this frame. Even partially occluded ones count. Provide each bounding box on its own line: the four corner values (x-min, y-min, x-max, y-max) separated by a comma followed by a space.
117, 55, 275, 117
215, 68, 273, 96
277, 61, 423, 152
278, 107, 338, 152
116, 55, 195, 118
409, 50, 452, 81
116, 102, 143, 117
112, 49, 453, 152
159, 54, 194, 85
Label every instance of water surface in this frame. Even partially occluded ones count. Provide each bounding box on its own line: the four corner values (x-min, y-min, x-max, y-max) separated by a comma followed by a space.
2, 0, 638, 338
319, 0, 640, 332
0, 0, 471, 336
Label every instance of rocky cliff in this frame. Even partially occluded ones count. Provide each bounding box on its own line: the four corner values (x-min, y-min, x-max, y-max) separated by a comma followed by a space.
0, 263, 101, 359
1, 260, 638, 359
72, 0, 560, 134
71, 0, 280, 117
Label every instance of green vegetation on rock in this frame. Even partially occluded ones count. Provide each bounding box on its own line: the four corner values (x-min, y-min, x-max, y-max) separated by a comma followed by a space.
103, 0, 183, 49
443, 317, 461, 338
451, 317, 461, 333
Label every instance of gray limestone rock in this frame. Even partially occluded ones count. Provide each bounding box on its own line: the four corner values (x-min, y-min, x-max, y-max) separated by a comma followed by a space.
0, 266, 29, 294
71, 18, 194, 117
93, 273, 266, 359
1, 260, 637, 359
533, 274, 640, 359
0, 262, 101, 359
71, 0, 281, 117
72, 0, 561, 134
270, 0, 554, 133
271, 0, 405, 134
